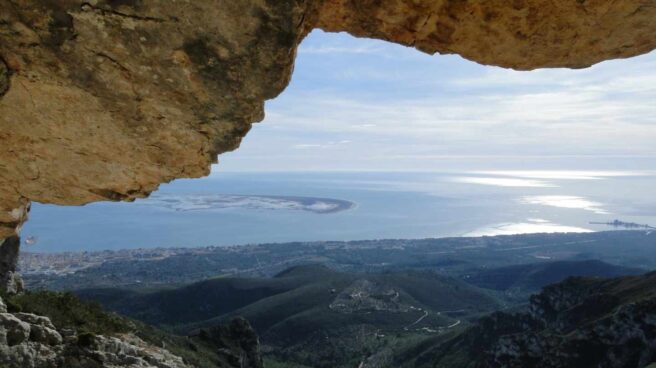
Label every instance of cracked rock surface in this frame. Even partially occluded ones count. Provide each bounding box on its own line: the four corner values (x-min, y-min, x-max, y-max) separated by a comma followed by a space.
1, 0, 655, 240
0, 304, 188, 368
0, 294, 264, 368
419, 273, 656, 367
0, 236, 23, 294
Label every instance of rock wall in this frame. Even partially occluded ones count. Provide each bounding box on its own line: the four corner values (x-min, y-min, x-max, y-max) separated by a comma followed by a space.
0, 303, 190, 368
0, 0, 319, 241
418, 273, 656, 367
0, 0, 655, 241
0, 294, 264, 368
484, 275, 656, 367
316, 0, 656, 69
0, 236, 23, 294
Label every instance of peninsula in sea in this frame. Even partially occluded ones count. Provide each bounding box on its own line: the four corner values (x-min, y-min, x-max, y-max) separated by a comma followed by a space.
145, 194, 356, 214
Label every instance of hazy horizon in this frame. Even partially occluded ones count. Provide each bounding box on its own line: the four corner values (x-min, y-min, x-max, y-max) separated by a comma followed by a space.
22, 169, 656, 252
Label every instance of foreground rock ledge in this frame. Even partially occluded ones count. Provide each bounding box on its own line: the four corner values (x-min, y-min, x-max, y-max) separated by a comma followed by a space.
1, 0, 655, 240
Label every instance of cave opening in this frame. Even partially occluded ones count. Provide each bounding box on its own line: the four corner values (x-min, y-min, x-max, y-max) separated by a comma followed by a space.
2, 2, 656, 367
19, 30, 656, 253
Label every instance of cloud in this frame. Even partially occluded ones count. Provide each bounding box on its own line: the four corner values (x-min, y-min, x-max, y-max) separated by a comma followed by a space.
299, 44, 386, 55
216, 30, 656, 171
292, 140, 351, 149
293, 144, 323, 149
471, 170, 650, 180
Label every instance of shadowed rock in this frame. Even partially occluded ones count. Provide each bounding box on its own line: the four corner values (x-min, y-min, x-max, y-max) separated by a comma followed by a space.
0, 236, 23, 294
0, 57, 9, 97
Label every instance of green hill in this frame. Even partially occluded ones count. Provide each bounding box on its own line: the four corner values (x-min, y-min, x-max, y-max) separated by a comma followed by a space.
465, 259, 644, 295
77, 264, 501, 367
77, 272, 311, 327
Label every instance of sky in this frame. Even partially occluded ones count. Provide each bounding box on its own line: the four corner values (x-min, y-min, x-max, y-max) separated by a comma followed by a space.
215, 30, 656, 173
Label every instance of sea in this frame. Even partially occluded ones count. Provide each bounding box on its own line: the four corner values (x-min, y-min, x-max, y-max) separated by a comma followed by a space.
21, 169, 656, 252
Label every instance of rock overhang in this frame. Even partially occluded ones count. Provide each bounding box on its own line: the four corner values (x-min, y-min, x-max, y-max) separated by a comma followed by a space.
0, 0, 655, 240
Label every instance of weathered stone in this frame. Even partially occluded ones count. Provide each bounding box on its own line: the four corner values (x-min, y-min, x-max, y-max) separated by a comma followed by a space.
29, 324, 63, 346
0, 298, 263, 368
0, 236, 22, 294
4, 273, 23, 295
0, 309, 192, 367
0, 0, 315, 241
316, 0, 656, 70
0, 313, 30, 346
15, 313, 57, 331
197, 317, 264, 368
90, 334, 189, 368
0, 200, 29, 242
0, 57, 9, 97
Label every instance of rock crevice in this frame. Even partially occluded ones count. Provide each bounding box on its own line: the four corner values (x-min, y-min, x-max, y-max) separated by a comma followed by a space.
0, 236, 23, 294
0, 57, 9, 97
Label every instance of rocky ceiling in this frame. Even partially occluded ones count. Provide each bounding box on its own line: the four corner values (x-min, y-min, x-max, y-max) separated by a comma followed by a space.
1, 0, 655, 240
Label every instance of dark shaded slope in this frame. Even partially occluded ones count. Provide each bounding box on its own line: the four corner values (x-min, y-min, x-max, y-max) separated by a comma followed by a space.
466, 259, 644, 293
76, 268, 318, 327
77, 265, 502, 367
78, 265, 501, 333
414, 272, 656, 368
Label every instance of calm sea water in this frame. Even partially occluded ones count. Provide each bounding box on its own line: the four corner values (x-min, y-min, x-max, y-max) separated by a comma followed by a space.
21, 170, 656, 252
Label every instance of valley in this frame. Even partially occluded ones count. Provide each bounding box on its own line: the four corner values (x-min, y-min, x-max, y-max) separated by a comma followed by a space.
16, 230, 656, 367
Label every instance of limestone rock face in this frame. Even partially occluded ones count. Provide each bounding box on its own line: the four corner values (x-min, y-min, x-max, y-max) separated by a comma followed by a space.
0, 0, 317, 240
483, 276, 656, 367
75, 334, 190, 368
0, 297, 190, 368
316, 0, 656, 70
1, 0, 655, 240
0, 296, 265, 368
0, 236, 23, 294
0, 313, 31, 346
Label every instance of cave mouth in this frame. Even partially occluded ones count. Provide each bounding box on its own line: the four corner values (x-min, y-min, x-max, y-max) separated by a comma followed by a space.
16, 30, 656, 253
1, 0, 656, 288
1, 3, 656, 366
